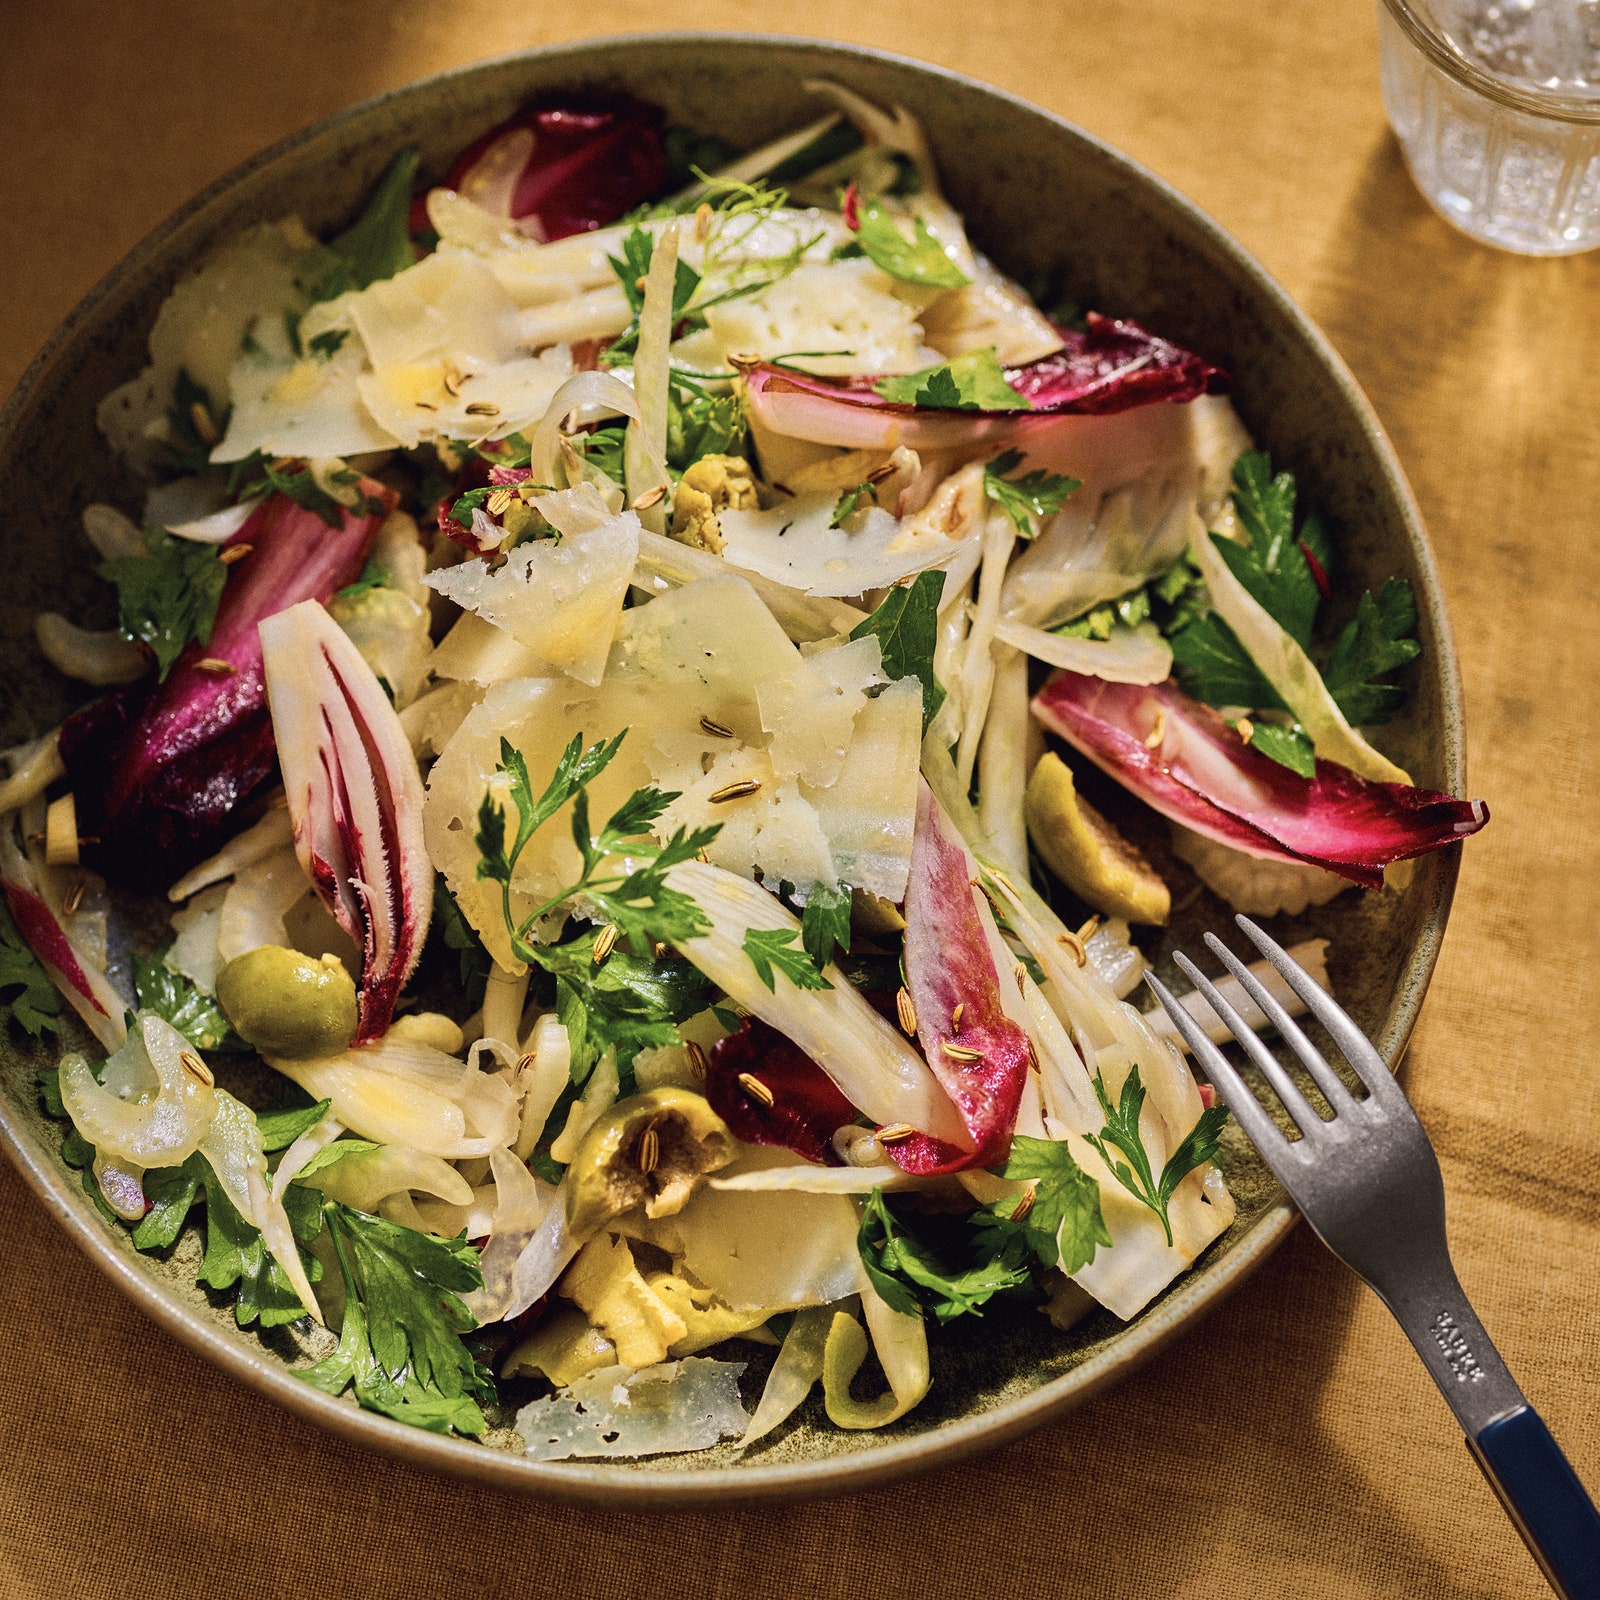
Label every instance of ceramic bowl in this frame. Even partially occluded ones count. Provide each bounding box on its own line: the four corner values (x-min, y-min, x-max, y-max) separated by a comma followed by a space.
0, 32, 1464, 1506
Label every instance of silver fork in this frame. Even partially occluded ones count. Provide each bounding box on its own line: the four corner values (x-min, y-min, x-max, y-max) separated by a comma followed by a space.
1146, 916, 1600, 1600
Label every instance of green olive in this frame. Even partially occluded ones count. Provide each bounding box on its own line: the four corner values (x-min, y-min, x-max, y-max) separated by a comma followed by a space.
567, 1087, 736, 1240
215, 945, 359, 1060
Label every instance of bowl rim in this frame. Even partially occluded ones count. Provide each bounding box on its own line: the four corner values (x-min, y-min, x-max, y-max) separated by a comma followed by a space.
0, 29, 1463, 1507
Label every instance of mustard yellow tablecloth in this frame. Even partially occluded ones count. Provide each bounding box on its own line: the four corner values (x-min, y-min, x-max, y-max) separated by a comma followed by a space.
2, 2, 1596, 1595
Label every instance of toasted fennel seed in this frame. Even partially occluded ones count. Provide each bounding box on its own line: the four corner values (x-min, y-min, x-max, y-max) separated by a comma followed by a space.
218, 543, 253, 566
1010, 1186, 1037, 1223
876, 1123, 917, 1144
631, 484, 667, 511
637, 1121, 660, 1176
865, 459, 898, 484
414, 401, 438, 411
895, 987, 917, 1037
708, 779, 761, 803
1013, 961, 1028, 994
179, 1050, 214, 1087
516, 1052, 536, 1075
1076, 914, 1102, 943
591, 924, 619, 963
941, 1040, 983, 1063
1057, 929, 1087, 967
737, 1072, 774, 1107
61, 877, 86, 917
464, 401, 500, 417
1234, 715, 1255, 743
970, 876, 1005, 917
194, 658, 235, 675
1025, 1037, 1041, 1075
699, 715, 734, 739
950, 1002, 964, 1029
1144, 708, 1167, 750
486, 487, 514, 516
443, 361, 465, 397
727, 352, 762, 372
694, 202, 714, 242
695, 848, 711, 864
685, 1040, 709, 1081
189, 402, 219, 448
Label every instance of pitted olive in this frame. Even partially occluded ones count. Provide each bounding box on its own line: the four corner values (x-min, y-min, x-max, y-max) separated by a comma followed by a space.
215, 945, 359, 1059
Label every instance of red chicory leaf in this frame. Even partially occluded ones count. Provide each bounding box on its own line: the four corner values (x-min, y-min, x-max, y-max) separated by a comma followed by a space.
445, 98, 667, 241
1031, 672, 1489, 887
62, 487, 395, 881
260, 599, 432, 1042
0, 880, 127, 1053
743, 314, 1225, 452
886, 785, 1032, 1176
705, 1016, 861, 1165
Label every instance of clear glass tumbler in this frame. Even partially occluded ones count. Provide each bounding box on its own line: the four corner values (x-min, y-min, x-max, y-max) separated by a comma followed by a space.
1378, 0, 1600, 253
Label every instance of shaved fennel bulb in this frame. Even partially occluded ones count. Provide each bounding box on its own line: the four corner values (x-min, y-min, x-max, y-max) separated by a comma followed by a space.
665, 860, 966, 1145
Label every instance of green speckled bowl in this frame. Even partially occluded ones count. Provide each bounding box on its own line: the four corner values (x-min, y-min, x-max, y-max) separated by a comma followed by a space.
0, 33, 1464, 1505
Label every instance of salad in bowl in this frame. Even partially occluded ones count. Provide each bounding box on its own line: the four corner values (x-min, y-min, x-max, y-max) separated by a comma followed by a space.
0, 76, 1485, 1462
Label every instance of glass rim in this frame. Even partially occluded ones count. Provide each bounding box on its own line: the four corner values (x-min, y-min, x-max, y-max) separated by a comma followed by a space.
1380, 0, 1600, 124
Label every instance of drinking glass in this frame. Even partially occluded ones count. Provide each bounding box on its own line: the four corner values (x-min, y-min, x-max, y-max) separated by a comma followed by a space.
1377, 0, 1600, 253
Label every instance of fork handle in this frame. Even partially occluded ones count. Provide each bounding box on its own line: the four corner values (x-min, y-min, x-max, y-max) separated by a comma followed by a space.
1468, 1407, 1600, 1599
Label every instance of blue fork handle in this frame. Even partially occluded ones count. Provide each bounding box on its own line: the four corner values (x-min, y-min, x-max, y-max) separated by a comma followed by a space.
1469, 1407, 1600, 1598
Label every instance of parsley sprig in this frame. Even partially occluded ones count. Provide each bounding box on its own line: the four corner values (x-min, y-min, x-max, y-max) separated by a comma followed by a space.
849, 567, 947, 731
742, 927, 833, 992
873, 349, 1027, 410
228, 452, 384, 529
133, 943, 241, 1052
799, 881, 852, 972
97, 526, 227, 682
858, 1189, 1030, 1324
1160, 450, 1421, 773
1083, 1066, 1229, 1246
133, 1152, 325, 1329
476, 730, 719, 968
982, 450, 1080, 537
854, 197, 969, 289
301, 1200, 494, 1436
0, 894, 62, 1037
971, 1135, 1110, 1273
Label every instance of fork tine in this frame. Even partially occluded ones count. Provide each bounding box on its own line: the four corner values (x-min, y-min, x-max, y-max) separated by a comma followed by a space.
1202, 932, 1358, 1114
1233, 916, 1400, 1102
1174, 952, 1327, 1138
1143, 972, 1287, 1159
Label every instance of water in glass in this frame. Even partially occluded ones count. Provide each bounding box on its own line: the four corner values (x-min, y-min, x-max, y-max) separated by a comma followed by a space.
1379, 0, 1600, 253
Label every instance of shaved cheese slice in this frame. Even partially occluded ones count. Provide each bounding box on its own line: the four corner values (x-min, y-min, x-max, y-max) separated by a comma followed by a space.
703, 258, 941, 377
516, 1359, 748, 1461
213, 312, 398, 462
919, 267, 1065, 367
656, 748, 837, 893
624, 1147, 868, 1310
610, 573, 802, 760
423, 510, 639, 686
167, 884, 227, 995
718, 490, 971, 599
758, 635, 885, 787
358, 346, 572, 449
424, 675, 652, 969
804, 675, 923, 901
341, 250, 518, 370
98, 220, 318, 470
